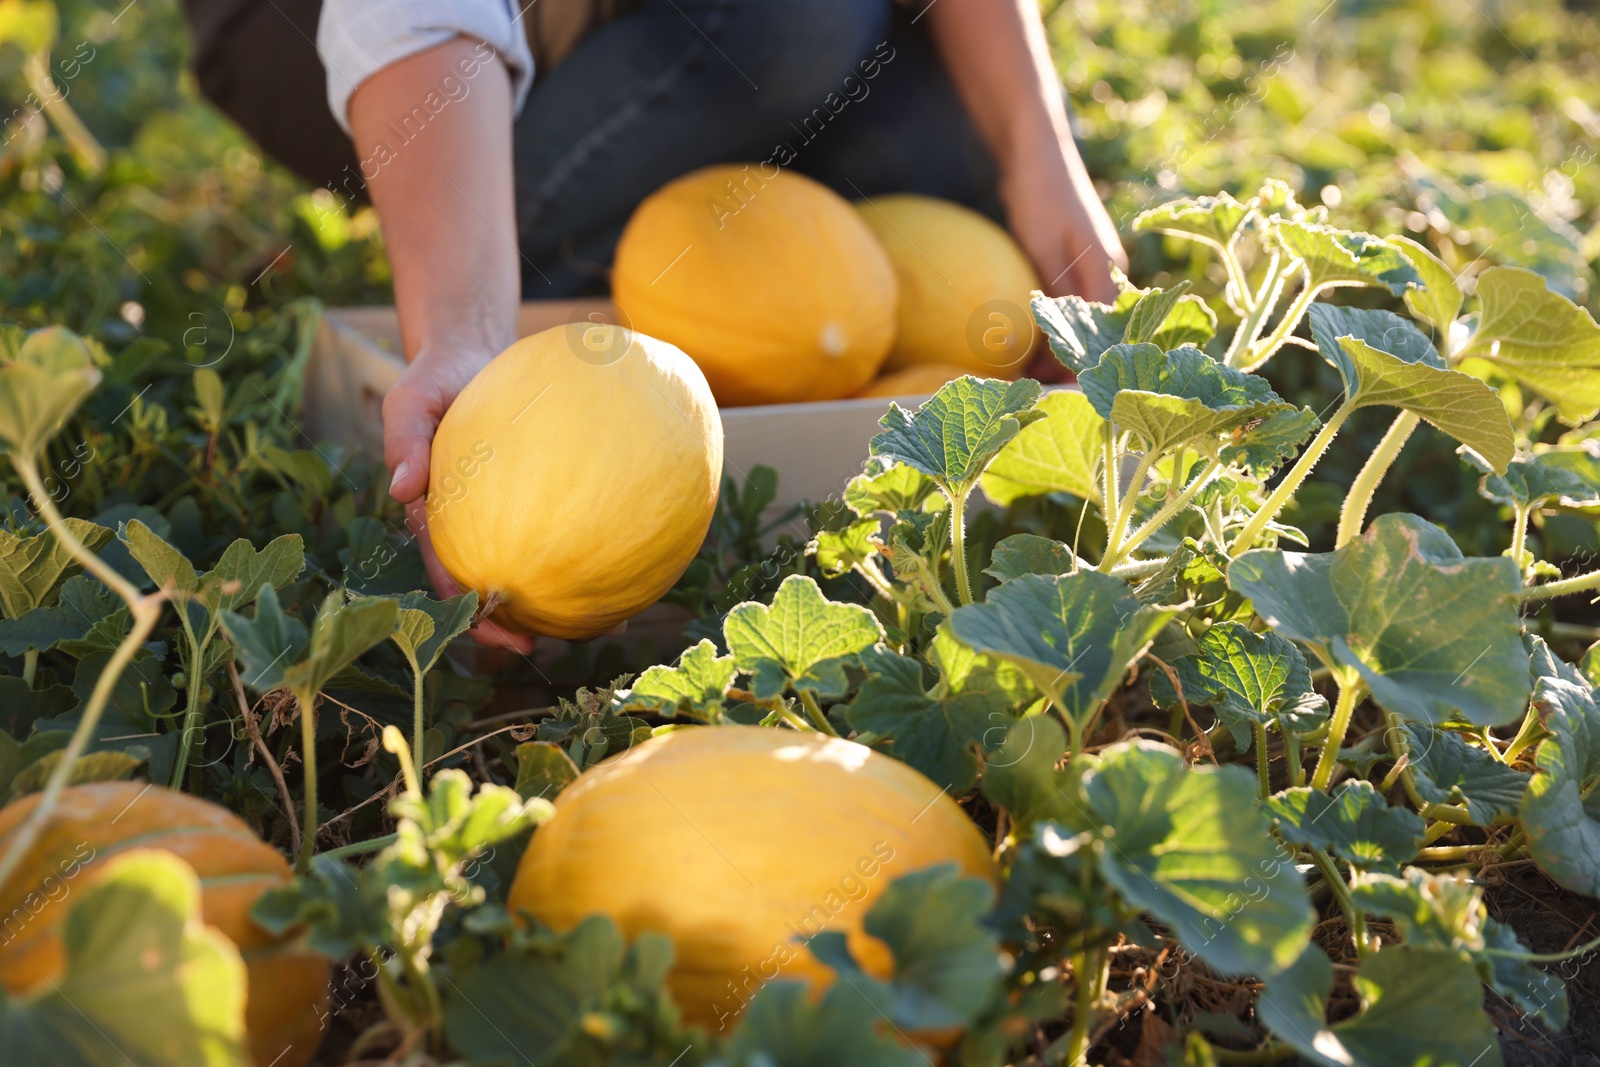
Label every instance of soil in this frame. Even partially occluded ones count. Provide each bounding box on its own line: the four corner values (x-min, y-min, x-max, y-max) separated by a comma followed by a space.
1489, 865, 1600, 1065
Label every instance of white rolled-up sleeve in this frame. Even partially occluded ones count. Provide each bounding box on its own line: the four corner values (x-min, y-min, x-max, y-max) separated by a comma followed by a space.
318, 0, 535, 134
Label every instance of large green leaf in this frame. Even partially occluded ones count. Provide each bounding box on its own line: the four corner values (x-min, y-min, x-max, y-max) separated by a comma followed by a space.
1259, 945, 1502, 1067
1132, 193, 1249, 248
0, 327, 102, 458
1307, 304, 1514, 471
950, 571, 1169, 725
283, 591, 400, 696
848, 648, 1005, 791
1387, 234, 1463, 332
444, 915, 699, 1067
512, 740, 581, 801
715, 982, 925, 1067
1457, 266, 1600, 423
1030, 289, 1139, 373
869, 376, 1043, 495
1402, 723, 1528, 826
392, 590, 478, 673
204, 533, 305, 614
810, 517, 880, 578
1274, 220, 1421, 294
120, 518, 198, 597
1461, 441, 1600, 509
1228, 513, 1529, 727
1520, 636, 1600, 896
0, 519, 113, 619
0, 573, 119, 655
843, 459, 939, 515
0, 851, 247, 1066
979, 390, 1104, 506
723, 574, 883, 700
617, 638, 736, 721
806, 865, 1001, 1031
1086, 741, 1314, 977
980, 716, 1084, 832
1079, 344, 1307, 462
1267, 781, 1425, 872
220, 584, 308, 693
982, 533, 1080, 584
1148, 621, 1329, 746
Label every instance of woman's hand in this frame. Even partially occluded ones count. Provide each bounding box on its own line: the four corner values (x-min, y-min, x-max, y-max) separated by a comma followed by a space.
1000, 138, 1127, 305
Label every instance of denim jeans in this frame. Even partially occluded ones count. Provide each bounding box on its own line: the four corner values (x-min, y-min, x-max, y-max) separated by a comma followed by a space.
184, 0, 1001, 297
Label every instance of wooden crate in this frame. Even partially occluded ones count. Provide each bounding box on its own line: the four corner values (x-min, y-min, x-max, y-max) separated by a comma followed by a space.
304, 300, 933, 666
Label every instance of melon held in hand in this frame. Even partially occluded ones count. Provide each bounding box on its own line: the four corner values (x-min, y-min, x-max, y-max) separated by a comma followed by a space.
428, 324, 722, 640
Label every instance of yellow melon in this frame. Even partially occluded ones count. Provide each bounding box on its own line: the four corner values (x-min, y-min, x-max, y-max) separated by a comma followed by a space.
613, 165, 898, 406
0, 783, 328, 1067
855, 363, 972, 399
428, 323, 722, 640
506, 726, 996, 1029
855, 195, 1040, 378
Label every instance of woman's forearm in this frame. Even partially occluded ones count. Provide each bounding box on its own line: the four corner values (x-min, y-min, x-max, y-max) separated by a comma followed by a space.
922, 0, 1071, 167
349, 37, 520, 363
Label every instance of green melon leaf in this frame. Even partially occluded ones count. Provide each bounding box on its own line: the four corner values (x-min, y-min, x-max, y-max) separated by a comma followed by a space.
1132, 193, 1249, 249
618, 638, 736, 721
0, 519, 114, 620
119, 518, 198, 597
979, 390, 1104, 506
444, 915, 699, 1067
950, 571, 1169, 726
1402, 724, 1528, 826
0, 573, 119, 655
927, 625, 1036, 708
983, 533, 1080, 583
980, 716, 1085, 832
1268, 781, 1425, 872
1520, 636, 1600, 897
715, 981, 925, 1067
1461, 441, 1600, 510
1228, 513, 1529, 727
1307, 304, 1514, 471
392, 590, 478, 673
203, 533, 305, 615
0, 327, 102, 459
0, 851, 248, 1066
1387, 234, 1463, 332
1087, 741, 1314, 977
843, 459, 939, 516
805, 865, 1001, 1031
281, 591, 400, 697
869, 376, 1044, 497
1123, 281, 1218, 350
220, 584, 308, 693
723, 574, 883, 700
512, 740, 581, 801
1456, 266, 1600, 423
1258, 944, 1502, 1067
1480, 916, 1569, 1032
1030, 289, 1139, 374
810, 517, 880, 578
1274, 220, 1421, 294
848, 648, 1005, 791
1150, 621, 1329, 746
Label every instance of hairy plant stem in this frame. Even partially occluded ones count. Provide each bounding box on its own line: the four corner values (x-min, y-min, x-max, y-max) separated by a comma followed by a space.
1311, 680, 1364, 791
1310, 847, 1369, 954
1336, 410, 1420, 547
947, 487, 975, 606
1521, 567, 1600, 602
1231, 403, 1354, 557
401, 648, 427, 782
170, 619, 212, 790
1102, 424, 1120, 536
1058, 945, 1107, 1067
799, 689, 839, 736
1114, 457, 1225, 565
1223, 251, 1288, 368
321, 832, 399, 860
0, 457, 164, 890
1100, 448, 1158, 572
1509, 504, 1531, 574
1254, 722, 1272, 799
23, 53, 106, 176
1285, 730, 1306, 787
296, 689, 319, 874
1241, 271, 1320, 372
1219, 238, 1256, 316
1416, 844, 1488, 862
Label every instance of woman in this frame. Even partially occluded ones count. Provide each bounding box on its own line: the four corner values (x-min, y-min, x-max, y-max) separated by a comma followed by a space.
185, 0, 1125, 649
